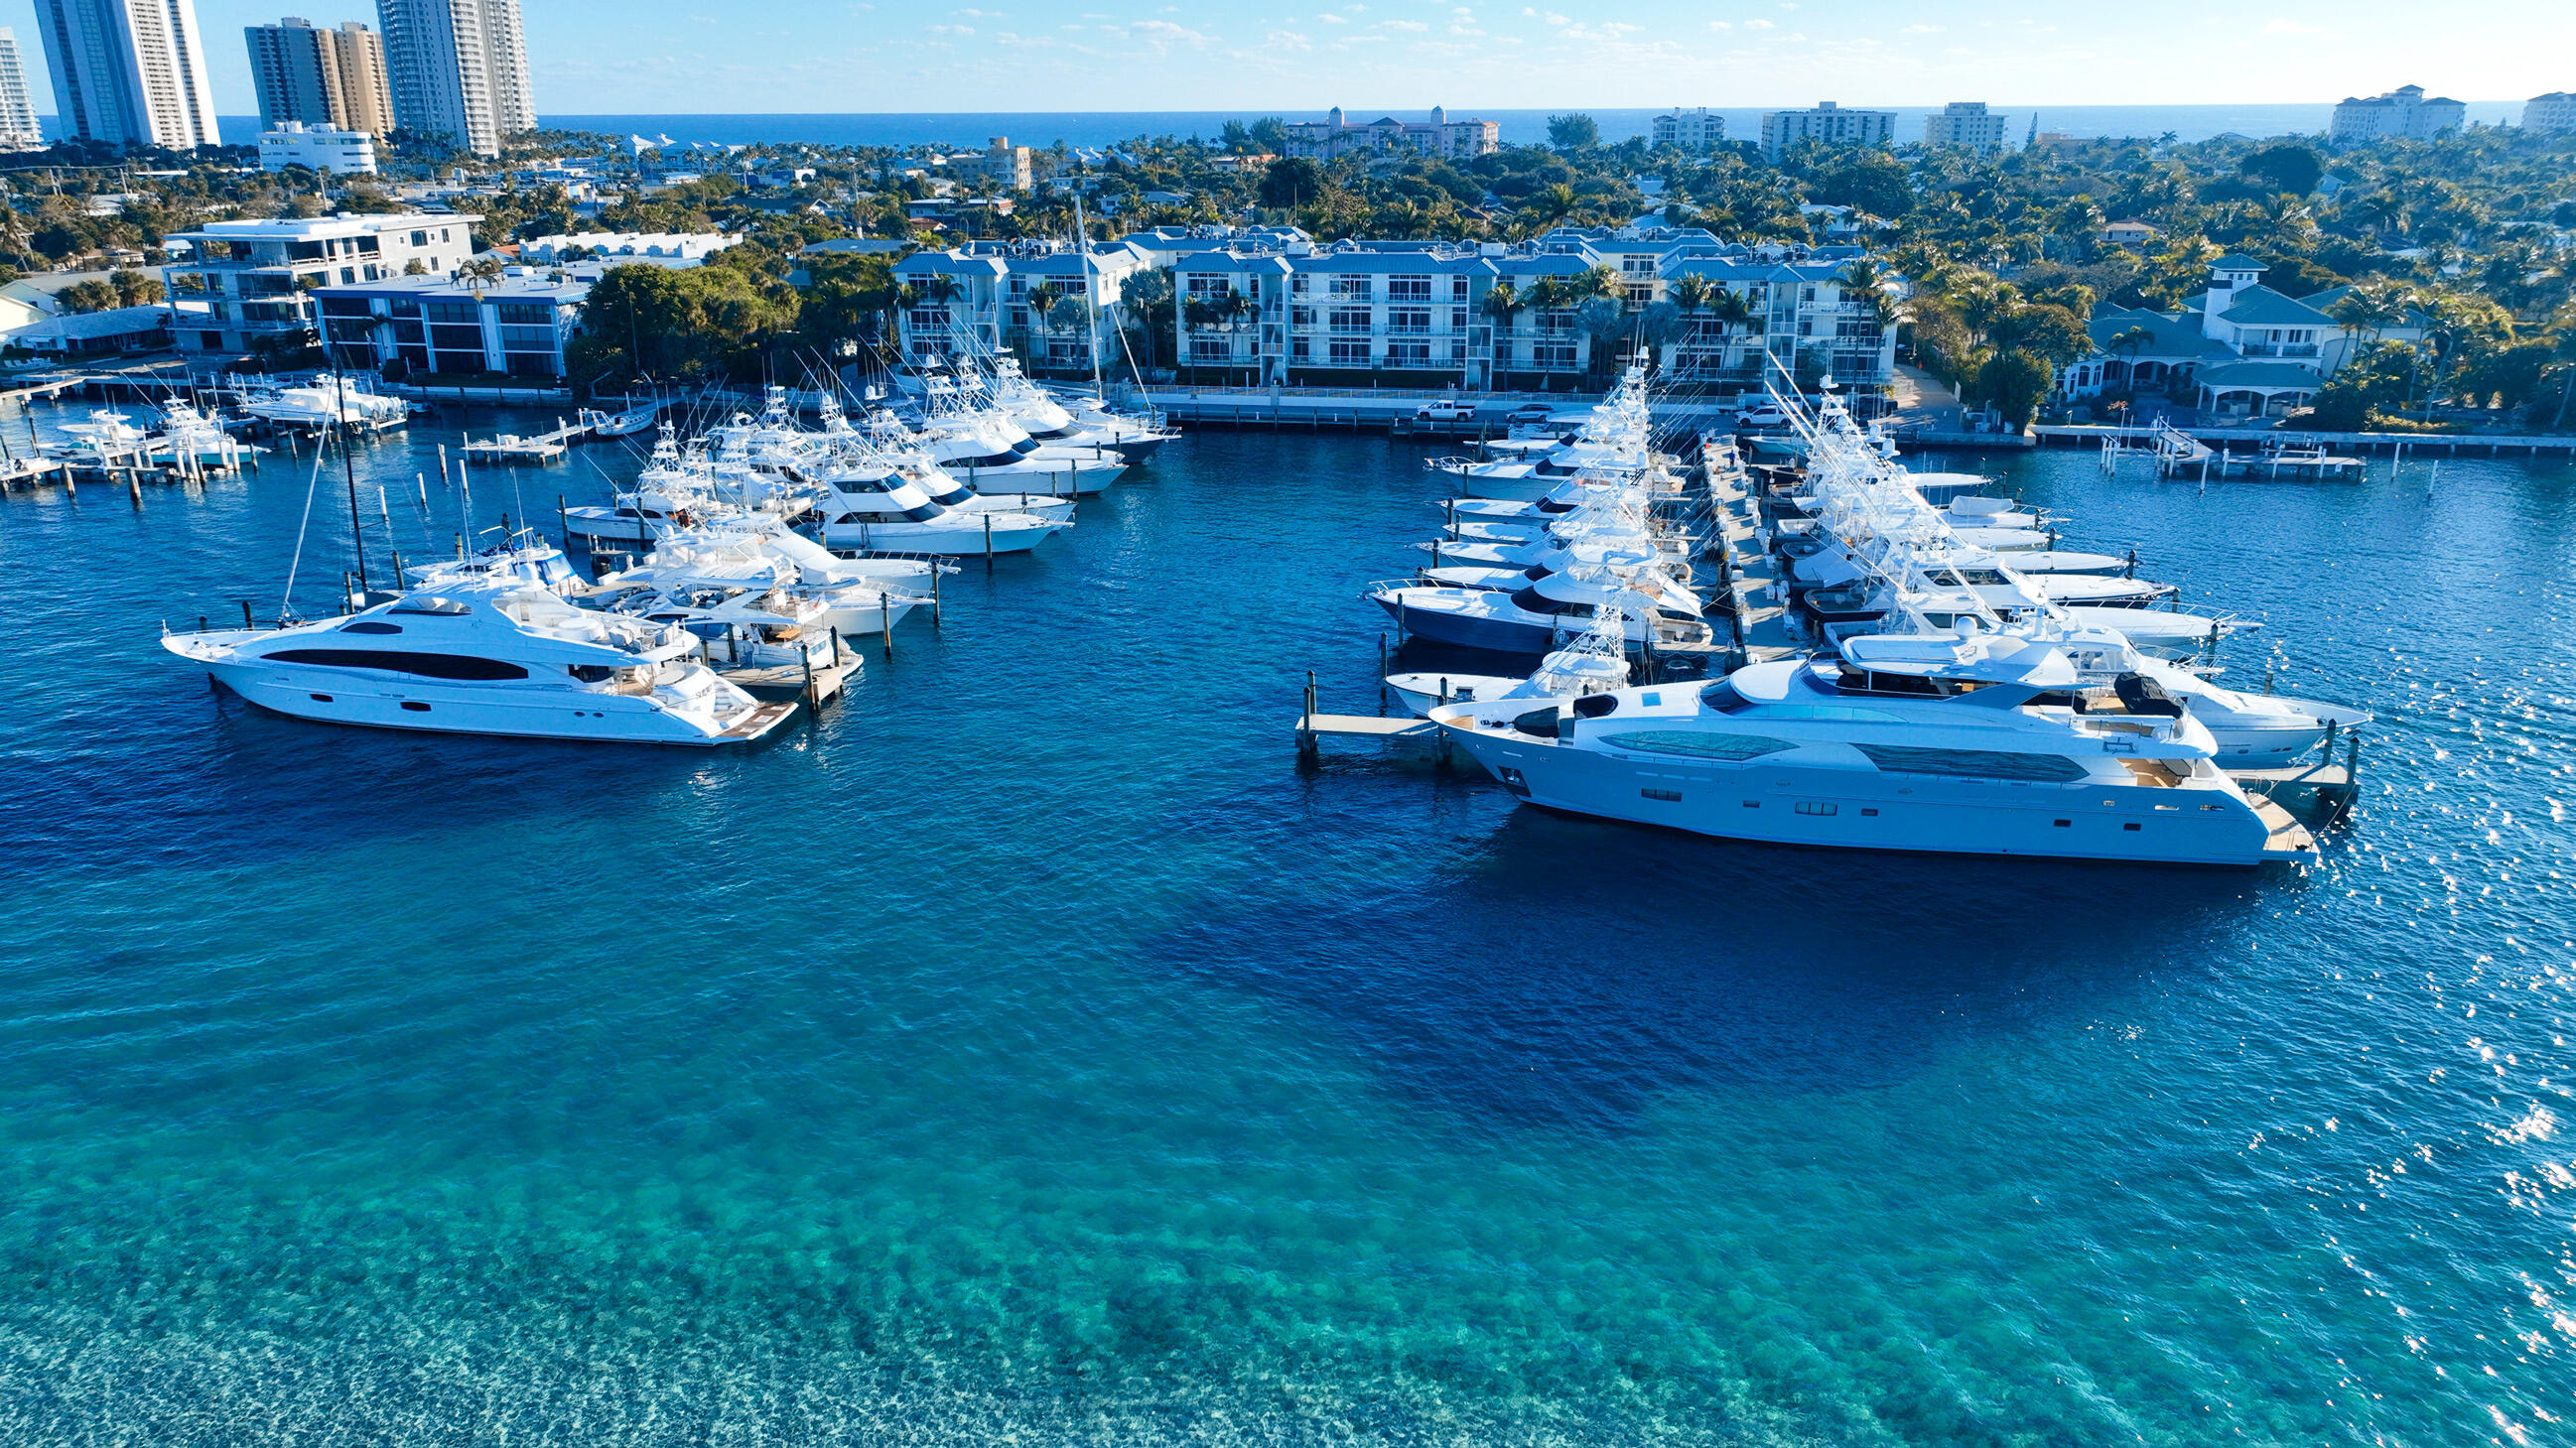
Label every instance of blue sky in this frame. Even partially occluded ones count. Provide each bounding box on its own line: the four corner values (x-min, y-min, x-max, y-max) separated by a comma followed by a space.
4, 0, 2564, 118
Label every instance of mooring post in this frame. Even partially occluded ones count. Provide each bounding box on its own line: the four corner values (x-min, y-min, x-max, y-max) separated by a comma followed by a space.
880, 592, 892, 659
239, 599, 253, 628
931, 566, 942, 627
438, 444, 449, 482
1377, 632, 1389, 715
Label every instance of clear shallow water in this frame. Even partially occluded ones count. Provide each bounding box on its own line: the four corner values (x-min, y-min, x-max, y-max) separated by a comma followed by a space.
2, 408, 2574, 1444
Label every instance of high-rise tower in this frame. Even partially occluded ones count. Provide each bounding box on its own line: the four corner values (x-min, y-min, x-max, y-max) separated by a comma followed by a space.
375, 0, 533, 158
34, 0, 222, 148
245, 17, 394, 136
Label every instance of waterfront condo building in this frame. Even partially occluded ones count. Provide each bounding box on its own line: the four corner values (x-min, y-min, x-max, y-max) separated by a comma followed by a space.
0, 30, 43, 151
954, 136, 1032, 191
258, 119, 377, 174
33, 0, 221, 148
374, 0, 534, 157
1759, 102, 1896, 160
1282, 106, 1499, 162
891, 238, 1151, 378
1651, 107, 1724, 150
316, 270, 584, 378
162, 212, 479, 356
2525, 92, 2576, 136
246, 18, 394, 136
2329, 84, 2465, 142
1922, 101, 2007, 153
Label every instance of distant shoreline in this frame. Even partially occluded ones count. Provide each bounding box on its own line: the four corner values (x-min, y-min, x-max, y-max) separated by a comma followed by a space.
37, 101, 2542, 151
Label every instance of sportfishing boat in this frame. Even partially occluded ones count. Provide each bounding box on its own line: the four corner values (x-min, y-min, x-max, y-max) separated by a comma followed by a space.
1430, 628, 2316, 866
815, 471, 1069, 556
162, 582, 794, 745
242, 375, 410, 433
41, 409, 151, 464
1386, 607, 1635, 716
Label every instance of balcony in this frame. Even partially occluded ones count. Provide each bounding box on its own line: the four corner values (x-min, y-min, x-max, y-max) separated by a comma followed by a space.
2239, 343, 2320, 359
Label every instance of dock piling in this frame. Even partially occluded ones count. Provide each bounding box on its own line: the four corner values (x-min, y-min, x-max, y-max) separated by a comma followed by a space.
880, 592, 892, 659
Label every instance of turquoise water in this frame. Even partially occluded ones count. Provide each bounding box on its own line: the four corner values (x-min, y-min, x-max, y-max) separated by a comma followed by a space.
3, 409, 2574, 1443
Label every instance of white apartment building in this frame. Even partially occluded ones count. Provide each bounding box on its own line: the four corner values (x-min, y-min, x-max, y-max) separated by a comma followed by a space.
316, 270, 585, 378
246, 18, 394, 136
2330, 84, 2465, 142
163, 212, 481, 355
375, 0, 534, 158
34, 0, 222, 148
1656, 254, 1899, 392
953, 137, 1032, 191
1282, 106, 1499, 162
1923, 101, 2007, 153
259, 120, 378, 174
1651, 107, 1725, 150
1760, 102, 1897, 160
892, 239, 1150, 378
0, 30, 42, 150
520, 231, 740, 268
2525, 92, 2576, 136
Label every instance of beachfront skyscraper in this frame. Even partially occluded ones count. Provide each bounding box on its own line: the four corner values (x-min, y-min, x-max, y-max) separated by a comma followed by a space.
0, 30, 44, 150
246, 18, 395, 136
32, 0, 221, 148
374, 0, 533, 158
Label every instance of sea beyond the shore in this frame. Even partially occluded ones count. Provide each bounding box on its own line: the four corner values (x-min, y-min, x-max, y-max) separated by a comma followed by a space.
135, 101, 2536, 152
1, 399, 2573, 1443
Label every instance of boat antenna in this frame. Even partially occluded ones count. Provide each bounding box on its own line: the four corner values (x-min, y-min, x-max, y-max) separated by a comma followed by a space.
1074, 193, 1104, 399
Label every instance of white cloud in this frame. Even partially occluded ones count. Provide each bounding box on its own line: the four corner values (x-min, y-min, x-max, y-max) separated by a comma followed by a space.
1132, 18, 1205, 40
1380, 17, 1427, 29
1745, 17, 1772, 28
927, 23, 973, 34
1319, 12, 1345, 20
1901, 22, 1938, 32
1706, 18, 1728, 28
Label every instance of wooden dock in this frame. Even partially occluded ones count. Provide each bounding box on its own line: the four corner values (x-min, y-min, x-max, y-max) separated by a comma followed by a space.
1293, 673, 1453, 762
717, 654, 860, 708
463, 414, 603, 463
2230, 757, 2359, 828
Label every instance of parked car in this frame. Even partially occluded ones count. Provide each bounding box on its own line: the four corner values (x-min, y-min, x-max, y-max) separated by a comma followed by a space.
1504, 402, 1559, 425
1415, 399, 1477, 422
1734, 404, 1790, 428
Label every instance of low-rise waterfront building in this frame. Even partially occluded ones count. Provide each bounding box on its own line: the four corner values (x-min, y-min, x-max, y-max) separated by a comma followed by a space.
258, 121, 378, 175
1922, 101, 2007, 153
2330, 84, 2465, 142
162, 212, 480, 356
315, 271, 585, 379
892, 238, 1149, 377
1282, 106, 1499, 162
1655, 253, 1898, 393
1651, 107, 1724, 150
2525, 92, 2576, 136
1760, 102, 1896, 160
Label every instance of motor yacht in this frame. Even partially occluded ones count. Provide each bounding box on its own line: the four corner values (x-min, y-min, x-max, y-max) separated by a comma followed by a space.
1430, 628, 2315, 866
815, 470, 1069, 556
162, 583, 793, 745
1371, 566, 1714, 656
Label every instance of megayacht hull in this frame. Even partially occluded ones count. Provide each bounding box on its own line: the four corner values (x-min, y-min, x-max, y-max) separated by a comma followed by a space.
1443, 723, 2283, 866
201, 664, 792, 746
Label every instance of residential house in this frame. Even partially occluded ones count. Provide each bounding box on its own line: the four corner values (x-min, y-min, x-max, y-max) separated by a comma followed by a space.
161, 212, 481, 356
2057, 255, 2421, 419
2, 304, 176, 358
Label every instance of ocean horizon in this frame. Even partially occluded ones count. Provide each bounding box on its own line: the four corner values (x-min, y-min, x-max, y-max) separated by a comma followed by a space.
83, 100, 2537, 153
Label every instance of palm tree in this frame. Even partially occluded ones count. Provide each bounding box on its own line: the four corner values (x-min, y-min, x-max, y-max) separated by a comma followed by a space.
1837, 259, 1900, 329
2105, 324, 2156, 388
1481, 278, 1526, 331
1023, 281, 1065, 333
1527, 182, 1578, 230
1572, 263, 1623, 305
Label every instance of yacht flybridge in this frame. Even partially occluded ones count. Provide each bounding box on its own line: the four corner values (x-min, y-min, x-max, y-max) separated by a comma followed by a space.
164, 584, 794, 745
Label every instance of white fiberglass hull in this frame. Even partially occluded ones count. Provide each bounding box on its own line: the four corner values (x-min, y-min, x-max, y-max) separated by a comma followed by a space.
820, 594, 927, 636
949, 455, 1124, 497
1439, 719, 2283, 866
1385, 672, 1526, 716
189, 654, 789, 745
821, 514, 1064, 556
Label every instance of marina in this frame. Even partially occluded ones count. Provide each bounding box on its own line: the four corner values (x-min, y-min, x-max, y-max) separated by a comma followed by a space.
4, 374, 2574, 1442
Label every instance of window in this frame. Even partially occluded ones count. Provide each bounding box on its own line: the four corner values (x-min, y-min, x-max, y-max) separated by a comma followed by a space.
1328, 275, 1371, 299
260, 649, 528, 680
425, 301, 479, 324
1597, 731, 1799, 762
1327, 339, 1368, 365
1534, 343, 1576, 368
1386, 341, 1432, 365
1327, 308, 1371, 333
1290, 338, 1309, 358
492, 303, 553, 325
1793, 801, 1838, 817
497, 326, 556, 350
1388, 274, 1431, 300
1851, 744, 2089, 783
411, 230, 429, 246
1451, 275, 1469, 301
1290, 275, 1309, 294
1450, 307, 1467, 329
1387, 309, 1430, 335
1191, 337, 1230, 361
1289, 306, 1313, 326
318, 297, 371, 317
